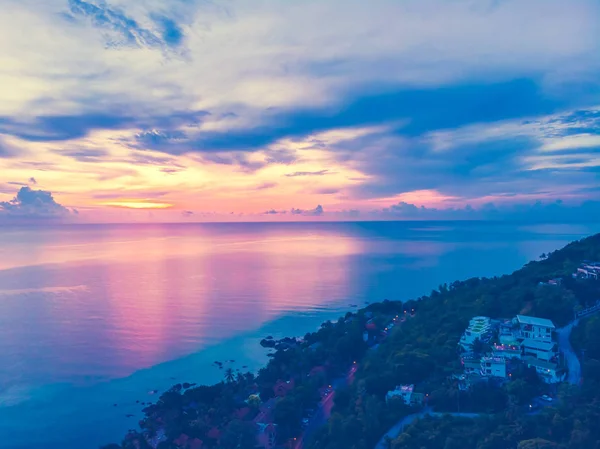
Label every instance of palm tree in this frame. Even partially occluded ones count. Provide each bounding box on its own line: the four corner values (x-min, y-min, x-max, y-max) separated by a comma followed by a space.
236, 371, 245, 385
224, 368, 235, 383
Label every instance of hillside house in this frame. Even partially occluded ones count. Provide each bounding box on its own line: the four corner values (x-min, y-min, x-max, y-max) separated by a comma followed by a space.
463, 358, 482, 375
521, 339, 557, 362
385, 384, 423, 405
498, 320, 518, 345
515, 315, 555, 342
524, 357, 565, 384
459, 316, 493, 350
480, 356, 507, 378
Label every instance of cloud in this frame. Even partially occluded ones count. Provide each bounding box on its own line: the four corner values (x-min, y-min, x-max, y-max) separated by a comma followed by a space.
0, 0, 599, 219
314, 187, 339, 195
266, 205, 324, 216
372, 200, 600, 223
254, 182, 278, 190
160, 167, 183, 174
0, 187, 72, 219
285, 169, 332, 177
289, 205, 324, 216
55, 148, 110, 162
181, 210, 194, 217
199, 152, 267, 173
264, 148, 297, 165
91, 190, 171, 199
324, 107, 600, 202
0, 136, 21, 158
0, 111, 208, 144
151, 14, 184, 48
66, 0, 184, 51
28, 177, 37, 185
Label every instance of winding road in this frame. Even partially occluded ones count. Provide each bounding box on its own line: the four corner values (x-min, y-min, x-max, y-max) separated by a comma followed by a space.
293, 364, 357, 449
557, 319, 582, 385
374, 408, 482, 449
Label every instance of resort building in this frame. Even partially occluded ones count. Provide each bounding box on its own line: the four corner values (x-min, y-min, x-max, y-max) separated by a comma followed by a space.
521, 339, 557, 362
459, 316, 493, 350
515, 315, 555, 342
524, 357, 565, 384
480, 356, 507, 378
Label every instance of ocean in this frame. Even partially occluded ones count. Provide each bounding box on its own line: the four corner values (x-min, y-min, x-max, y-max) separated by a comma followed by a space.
0, 221, 597, 448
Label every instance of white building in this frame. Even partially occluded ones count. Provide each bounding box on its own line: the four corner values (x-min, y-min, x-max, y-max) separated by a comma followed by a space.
459, 316, 493, 350
515, 315, 555, 342
524, 357, 565, 384
386, 384, 414, 404
480, 356, 507, 378
521, 339, 557, 362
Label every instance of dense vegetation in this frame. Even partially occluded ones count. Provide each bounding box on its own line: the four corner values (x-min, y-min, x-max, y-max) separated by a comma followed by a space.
309, 233, 600, 449
106, 233, 600, 449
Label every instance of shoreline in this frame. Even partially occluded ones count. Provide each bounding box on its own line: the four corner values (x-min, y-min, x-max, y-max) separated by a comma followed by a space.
0, 307, 353, 449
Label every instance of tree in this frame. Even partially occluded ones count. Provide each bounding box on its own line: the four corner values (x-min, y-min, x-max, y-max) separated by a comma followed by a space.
472, 338, 487, 355
224, 368, 235, 383
273, 396, 303, 443
220, 419, 257, 449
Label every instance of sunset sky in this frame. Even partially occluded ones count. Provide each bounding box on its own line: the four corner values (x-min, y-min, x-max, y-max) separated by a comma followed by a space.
1, 0, 599, 222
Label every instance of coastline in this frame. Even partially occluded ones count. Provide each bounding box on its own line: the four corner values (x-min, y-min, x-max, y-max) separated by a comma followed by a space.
0, 308, 351, 449
2, 223, 597, 449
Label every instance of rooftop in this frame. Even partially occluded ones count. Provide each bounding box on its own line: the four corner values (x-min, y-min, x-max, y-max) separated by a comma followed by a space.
516, 315, 555, 329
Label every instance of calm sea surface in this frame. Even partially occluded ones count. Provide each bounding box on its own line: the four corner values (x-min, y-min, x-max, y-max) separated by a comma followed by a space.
0, 221, 597, 448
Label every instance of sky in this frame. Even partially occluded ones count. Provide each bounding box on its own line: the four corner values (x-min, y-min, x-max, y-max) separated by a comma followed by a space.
0, 0, 599, 222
